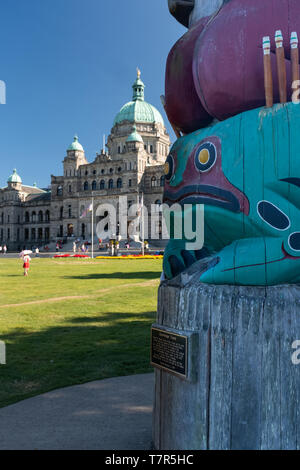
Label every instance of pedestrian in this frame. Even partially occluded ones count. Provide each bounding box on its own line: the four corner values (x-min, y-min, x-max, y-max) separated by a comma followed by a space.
23, 254, 31, 276
35, 247, 39, 257
0, 246, 2, 255
3, 245, 7, 255
73, 241, 76, 254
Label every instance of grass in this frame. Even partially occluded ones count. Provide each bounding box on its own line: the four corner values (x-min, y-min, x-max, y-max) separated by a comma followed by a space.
0, 257, 162, 408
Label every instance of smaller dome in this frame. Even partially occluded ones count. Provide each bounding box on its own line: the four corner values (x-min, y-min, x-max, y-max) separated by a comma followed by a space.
126, 125, 143, 143
8, 169, 22, 184
68, 135, 84, 152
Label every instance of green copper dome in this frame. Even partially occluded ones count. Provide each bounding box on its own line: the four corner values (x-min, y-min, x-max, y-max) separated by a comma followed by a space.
114, 71, 164, 126
8, 169, 22, 184
126, 125, 143, 143
68, 135, 84, 152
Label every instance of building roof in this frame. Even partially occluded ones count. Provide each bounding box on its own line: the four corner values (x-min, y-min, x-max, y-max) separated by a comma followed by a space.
113, 71, 164, 126
68, 135, 84, 152
8, 169, 22, 184
126, 125, 144, 143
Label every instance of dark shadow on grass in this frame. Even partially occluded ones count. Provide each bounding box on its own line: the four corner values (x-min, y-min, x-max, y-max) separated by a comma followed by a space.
63, 271, 161, 281
0, 310, 156, 409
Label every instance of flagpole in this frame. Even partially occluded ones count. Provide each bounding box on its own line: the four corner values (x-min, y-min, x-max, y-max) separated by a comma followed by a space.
141, 192, 145, 256
91, 197, 94, 259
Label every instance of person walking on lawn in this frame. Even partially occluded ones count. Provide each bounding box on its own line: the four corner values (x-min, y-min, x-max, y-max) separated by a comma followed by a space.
23, 254, 31, 276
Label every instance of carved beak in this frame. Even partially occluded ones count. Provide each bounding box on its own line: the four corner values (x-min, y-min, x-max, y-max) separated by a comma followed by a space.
168, 0, 195, 27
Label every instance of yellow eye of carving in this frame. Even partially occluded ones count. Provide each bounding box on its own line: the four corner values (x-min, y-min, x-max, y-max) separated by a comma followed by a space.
164, 162, 170, 176
199, 148, 209, 165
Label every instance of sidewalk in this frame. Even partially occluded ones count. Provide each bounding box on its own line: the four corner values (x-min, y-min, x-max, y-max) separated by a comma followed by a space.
0, 373, 154, 450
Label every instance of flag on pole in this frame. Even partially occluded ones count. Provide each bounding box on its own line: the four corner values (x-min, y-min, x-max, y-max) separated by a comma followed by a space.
80, 203, 93, 219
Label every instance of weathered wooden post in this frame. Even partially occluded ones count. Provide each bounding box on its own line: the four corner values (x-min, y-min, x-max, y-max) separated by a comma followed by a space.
153, 0, 300, 450
152, 266, 300, 450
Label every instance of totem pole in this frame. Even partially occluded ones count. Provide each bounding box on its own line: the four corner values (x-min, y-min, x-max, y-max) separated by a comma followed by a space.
152, 0, 300, 450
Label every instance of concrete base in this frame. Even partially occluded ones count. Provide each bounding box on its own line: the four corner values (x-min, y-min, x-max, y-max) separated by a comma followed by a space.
153, 263, 300, 450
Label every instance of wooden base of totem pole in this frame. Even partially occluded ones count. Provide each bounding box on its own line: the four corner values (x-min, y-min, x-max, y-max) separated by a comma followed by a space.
152, 263, 300, 450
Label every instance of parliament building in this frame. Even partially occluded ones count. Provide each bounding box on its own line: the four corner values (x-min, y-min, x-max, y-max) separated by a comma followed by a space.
0, 72, 170, 250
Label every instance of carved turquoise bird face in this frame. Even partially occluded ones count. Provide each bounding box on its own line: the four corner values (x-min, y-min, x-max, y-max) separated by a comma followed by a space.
163, 103, 300, 285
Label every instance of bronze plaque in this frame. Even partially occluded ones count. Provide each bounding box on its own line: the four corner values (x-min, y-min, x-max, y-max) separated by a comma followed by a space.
151, 327, 188, 379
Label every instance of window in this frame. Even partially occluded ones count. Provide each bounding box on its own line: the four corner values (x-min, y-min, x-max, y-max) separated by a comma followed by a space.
92, 180, 97, 191
68, 185, 72, 193
108, 179, 114, 189
25, 228, 29, 240
151, 176, 157, 188
7, 228, 10, 240
84, 181, 89, 191
57, 186, 63, 196
128, 179, 132, 188
45, 227, 50, 240
45, 210, 50, 222
101, 169, 105, 174
117, 178, 122, 189
38, 228, 43, 239
25, 212, 29, 223
68, 205, 72, 218
38, 211, 43, 222
60, 207, 63, 219
100, 180, 105, 190
81, 224, 85, 237
150, 145, 153, 153
93, 170, 96, 175
118, 146, 121, 154
109, 168, 113, 174
31, 212, 36, 223
31, 228, 36, 240
118, 167, 122, 173
160, 175, 165, 187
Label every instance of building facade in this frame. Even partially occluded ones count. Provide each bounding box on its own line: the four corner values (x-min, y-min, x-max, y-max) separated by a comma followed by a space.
0, 72, 170, 250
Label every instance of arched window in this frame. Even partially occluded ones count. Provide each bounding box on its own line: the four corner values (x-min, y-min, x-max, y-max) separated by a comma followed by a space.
31, 212, 36, 223
92, 180, 97, 190
57, 185, 63, 196
38, 211, 43, 222
81, 223, 85, 237
108, 179, 114, 189
100, 180, 105, 190
117, 178, 122, 189
84, 181, 89, 191
118, 146, 121, 154
31, 228, 36, 240
160, 175, 165, 187
155, 199, 162, 213
60, 207, 63, 219
151, 176, 157, 188
25, 212, 29, 223
45, 210, 50, 222
150, 145, 153, 153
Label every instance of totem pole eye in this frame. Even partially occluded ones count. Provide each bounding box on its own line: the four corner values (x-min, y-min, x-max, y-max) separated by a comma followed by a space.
164, 154, 175, 181
195, 142, 217, 172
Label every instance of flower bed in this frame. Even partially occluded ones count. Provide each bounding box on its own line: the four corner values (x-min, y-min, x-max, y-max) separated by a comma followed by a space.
53, 254, 90, 259
95, 255, 163, 260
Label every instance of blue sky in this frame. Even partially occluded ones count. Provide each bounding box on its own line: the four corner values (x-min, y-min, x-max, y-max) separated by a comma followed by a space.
0, 0, 185, 188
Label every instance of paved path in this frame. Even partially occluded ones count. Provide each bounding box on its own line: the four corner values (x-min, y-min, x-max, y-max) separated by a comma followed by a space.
0, 374, 154, 450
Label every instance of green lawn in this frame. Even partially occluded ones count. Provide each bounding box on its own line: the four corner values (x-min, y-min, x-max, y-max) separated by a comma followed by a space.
0, 258, 162, 408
